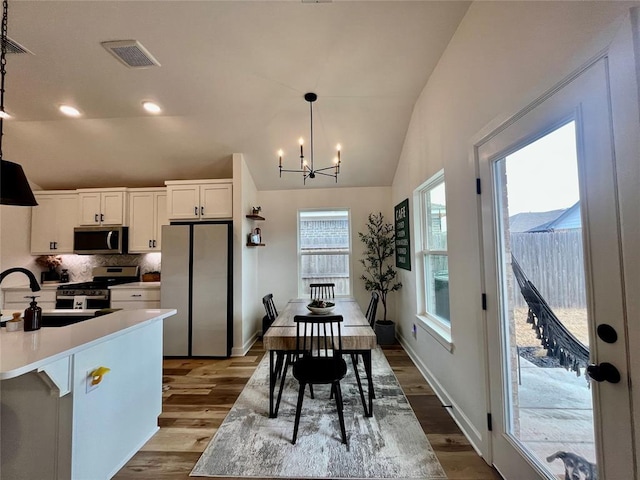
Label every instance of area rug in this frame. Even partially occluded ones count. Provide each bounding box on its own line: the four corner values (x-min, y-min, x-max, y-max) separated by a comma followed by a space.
190, 348, 447, 479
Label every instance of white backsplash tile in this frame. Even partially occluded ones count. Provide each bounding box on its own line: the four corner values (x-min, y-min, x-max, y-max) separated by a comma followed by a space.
56, 253, 161, 282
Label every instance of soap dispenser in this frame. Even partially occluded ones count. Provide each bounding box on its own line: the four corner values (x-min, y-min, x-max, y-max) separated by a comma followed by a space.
23, 296, 42, 331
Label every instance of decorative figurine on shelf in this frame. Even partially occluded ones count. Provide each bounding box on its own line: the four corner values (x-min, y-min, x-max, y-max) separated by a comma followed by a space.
251, 206, 262, 216
250, 227, 262, 244
35, 255, 63, 283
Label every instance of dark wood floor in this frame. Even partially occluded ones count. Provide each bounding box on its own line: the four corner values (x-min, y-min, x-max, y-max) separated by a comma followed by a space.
114, 341, 502, 480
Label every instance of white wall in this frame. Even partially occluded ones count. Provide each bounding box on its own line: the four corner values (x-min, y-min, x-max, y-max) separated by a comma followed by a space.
232, 153, 262, 355
256, 187, 392, 315
391, 1, 639, 458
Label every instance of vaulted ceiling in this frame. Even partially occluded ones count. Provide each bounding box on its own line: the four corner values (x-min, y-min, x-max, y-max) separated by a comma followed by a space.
5, 1, 470, 191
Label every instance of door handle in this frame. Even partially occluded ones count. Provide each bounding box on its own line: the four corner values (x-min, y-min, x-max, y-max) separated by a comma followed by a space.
587, 362, 621, 384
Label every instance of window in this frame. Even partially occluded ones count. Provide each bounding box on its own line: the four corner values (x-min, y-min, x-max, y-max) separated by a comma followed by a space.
416, 171, 450, 336
298, 210, 351, 297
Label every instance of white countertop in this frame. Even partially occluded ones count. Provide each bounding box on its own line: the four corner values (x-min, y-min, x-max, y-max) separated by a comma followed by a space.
0, 308, 176, 380
109, 281, 160, 289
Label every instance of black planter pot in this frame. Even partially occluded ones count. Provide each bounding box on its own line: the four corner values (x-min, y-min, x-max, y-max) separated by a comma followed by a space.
374, 320, 396, 345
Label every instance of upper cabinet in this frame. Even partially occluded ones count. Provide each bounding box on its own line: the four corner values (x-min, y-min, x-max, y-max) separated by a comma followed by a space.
165, 180, 232, 220
128, 188, 168, 253
77, 188, 128, 226
31, 191, 78, 254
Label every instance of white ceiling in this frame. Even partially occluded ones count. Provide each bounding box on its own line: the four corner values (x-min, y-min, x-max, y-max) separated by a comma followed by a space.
5, 1, 470, 191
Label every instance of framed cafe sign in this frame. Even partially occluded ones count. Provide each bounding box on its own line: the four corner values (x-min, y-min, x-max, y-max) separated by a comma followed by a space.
394, 199, 411, 271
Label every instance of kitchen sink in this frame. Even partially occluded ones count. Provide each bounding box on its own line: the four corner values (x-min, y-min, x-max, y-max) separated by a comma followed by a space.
41, 315, 94, 327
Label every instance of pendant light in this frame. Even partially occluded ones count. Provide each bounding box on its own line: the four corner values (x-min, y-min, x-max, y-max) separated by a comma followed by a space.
278, 92, 341, 184
0, 0, 37, 206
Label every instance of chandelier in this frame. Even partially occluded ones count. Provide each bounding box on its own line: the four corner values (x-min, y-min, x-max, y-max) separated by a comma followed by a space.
278, 92, 341, 184
0, 0, 37, 206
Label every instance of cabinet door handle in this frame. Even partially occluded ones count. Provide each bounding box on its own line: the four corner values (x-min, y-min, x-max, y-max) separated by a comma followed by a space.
131, 294, 142, 297
194, 206, 198, 216
53, 242, 57, 250
149, 240, 153, 248
49, 241, 54, 250
201, 206, 204, 216
95, 213, 99, 223
100, 213, 104, 222
152, 240, 157, 248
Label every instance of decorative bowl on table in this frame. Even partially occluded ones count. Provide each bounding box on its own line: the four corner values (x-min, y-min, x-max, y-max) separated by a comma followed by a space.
307, 300, 336, 315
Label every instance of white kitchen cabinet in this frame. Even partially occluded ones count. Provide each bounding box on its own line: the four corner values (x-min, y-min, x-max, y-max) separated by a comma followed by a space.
128, 189, 168, 253
110, 283, 161, 309
0, 310, 170, 480
30, 191, 78, 254
77, 188, 127, 226
165, 179, 232, 220
3, 286, 57, 313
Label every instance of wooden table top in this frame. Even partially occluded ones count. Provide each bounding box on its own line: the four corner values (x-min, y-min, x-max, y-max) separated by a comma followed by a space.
264, 298, 376, 351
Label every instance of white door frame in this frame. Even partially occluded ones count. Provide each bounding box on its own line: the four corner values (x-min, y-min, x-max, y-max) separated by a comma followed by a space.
475, 54, 634, 479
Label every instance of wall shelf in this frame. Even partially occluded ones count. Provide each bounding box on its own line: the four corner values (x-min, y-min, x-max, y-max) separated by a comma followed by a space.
246, 214, 265, 220
246, 243, 265, 247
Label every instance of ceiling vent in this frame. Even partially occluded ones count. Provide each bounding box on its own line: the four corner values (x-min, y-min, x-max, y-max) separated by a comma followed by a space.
101, 40, 160, 69
1, 36, 33, 55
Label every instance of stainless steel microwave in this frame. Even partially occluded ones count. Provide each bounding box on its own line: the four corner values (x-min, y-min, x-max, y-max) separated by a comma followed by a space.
73, 226, 128, 254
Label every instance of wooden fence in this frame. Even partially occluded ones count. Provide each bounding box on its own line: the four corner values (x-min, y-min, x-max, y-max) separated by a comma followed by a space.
510, 230, 586, 309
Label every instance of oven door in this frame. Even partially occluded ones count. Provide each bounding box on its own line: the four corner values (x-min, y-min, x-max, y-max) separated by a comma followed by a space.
55, 296, 110, 310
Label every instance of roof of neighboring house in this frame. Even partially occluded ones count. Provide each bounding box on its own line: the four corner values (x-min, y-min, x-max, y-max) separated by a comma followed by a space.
527, 202, 581, 232
509, 209, 566, 233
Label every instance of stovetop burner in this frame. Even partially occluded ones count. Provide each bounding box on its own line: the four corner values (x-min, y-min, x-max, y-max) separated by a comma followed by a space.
56, 266, 140, 297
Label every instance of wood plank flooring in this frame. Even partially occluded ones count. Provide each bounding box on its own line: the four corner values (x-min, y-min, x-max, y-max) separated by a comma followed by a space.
114, 341, 503, 480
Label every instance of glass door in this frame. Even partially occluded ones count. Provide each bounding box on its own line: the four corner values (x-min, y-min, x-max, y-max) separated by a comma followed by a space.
478, 57, 633, 479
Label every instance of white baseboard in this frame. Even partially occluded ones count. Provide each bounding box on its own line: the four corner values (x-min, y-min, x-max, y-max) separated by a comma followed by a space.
396, 331, 486, 458
232, 331, 259, 356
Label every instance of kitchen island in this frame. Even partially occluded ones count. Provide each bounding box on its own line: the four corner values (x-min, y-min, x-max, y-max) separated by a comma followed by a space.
0, 308, 176, 479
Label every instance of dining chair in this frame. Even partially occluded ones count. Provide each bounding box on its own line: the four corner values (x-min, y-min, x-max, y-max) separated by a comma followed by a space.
309, 282, 335, 300
365, 291, 379, 328
290, 314, 348, 445
349, 291, 380, 406
263, 293, 288, 387
262, 293, 278, 334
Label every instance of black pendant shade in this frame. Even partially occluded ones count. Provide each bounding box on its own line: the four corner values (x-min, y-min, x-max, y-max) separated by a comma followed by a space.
1, 159, 38, 206
0, 0, 37, 207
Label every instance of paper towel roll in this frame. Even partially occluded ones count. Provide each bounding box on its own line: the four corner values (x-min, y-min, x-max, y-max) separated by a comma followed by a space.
73, 295, 88, 309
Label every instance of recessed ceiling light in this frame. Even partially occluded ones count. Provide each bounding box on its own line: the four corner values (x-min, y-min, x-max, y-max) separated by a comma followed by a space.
0, 110, 11, 119
142, 101, 161, 114
59, 105, 81, 117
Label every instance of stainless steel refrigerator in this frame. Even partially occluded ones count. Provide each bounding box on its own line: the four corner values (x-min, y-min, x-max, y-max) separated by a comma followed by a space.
160, 222, 232, 357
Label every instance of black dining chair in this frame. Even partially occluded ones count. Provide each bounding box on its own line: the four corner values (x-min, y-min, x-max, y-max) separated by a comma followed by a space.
290, 314, 348, 445
309, 282, 335, 300
262, 293, 278, 335
365, 291, 379, 329
349, 291, 380, 407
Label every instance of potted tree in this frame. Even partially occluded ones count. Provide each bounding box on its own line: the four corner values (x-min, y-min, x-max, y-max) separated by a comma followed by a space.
359, 212, 402, 344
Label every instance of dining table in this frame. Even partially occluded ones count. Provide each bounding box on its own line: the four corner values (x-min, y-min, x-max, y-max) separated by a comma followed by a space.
263, 297, 377, 418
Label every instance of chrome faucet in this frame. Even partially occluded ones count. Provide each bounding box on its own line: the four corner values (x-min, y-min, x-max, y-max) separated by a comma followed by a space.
0, 267, 41, 292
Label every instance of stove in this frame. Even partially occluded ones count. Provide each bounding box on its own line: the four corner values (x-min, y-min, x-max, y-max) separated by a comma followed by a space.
55, 266, 139, 309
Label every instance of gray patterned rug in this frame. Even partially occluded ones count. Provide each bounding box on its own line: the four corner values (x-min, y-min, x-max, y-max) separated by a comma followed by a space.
190, 348, 446, 479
